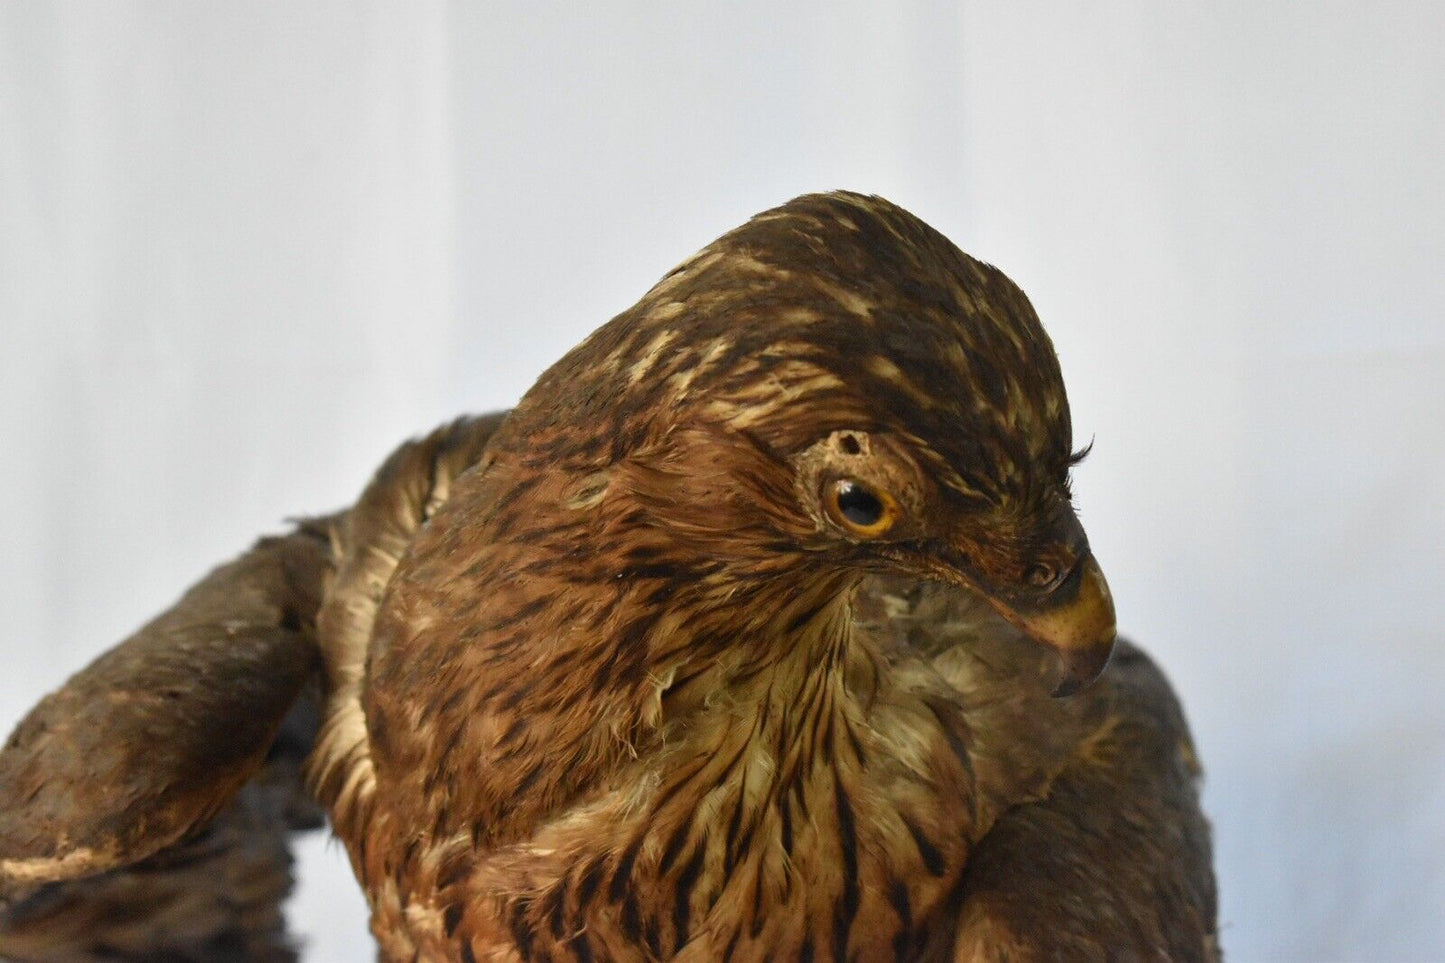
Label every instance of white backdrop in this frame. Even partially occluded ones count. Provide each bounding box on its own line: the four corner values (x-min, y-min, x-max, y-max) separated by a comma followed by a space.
2, 3, 1442, 960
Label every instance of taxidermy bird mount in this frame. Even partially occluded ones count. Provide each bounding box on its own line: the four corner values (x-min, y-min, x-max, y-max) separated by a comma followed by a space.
0, 192, 1218, 961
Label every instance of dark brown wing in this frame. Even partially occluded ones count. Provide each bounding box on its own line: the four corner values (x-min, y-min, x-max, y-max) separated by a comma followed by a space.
949, 640, 1219, 962
0, 699, 319, 962
0, 413, 509, 960
855, 578, 1218, 962
0, 523, 330, 893
0, 524, 332, 961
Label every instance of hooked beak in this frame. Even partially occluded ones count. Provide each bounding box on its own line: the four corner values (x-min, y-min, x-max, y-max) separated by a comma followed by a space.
987, 554, 1117, 696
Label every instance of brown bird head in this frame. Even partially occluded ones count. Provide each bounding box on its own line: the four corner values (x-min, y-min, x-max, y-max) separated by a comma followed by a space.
485, 190, 1115, 696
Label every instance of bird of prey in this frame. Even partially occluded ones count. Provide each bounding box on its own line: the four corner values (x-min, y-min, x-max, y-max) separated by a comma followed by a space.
0, 192, 1218, 961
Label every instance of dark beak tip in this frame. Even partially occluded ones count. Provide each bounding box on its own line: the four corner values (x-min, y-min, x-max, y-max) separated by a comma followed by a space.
1048, 635, 1116, 698
1050, 675, 1087, 698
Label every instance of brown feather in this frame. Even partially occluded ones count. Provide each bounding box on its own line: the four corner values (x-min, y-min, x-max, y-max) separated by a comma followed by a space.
313, 192, 1218, 960
0, 192, 1217, 961
0, 526, 328, 891
0, 524, 332, 959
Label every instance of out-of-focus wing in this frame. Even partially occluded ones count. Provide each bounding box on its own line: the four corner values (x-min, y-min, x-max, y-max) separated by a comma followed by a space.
0, 412, 510, 960
0, 693, 320, 961
0, 524, 333, 960
950, 640, 1220, 961
0, 524, 331, 894
855, 578, 1220, 962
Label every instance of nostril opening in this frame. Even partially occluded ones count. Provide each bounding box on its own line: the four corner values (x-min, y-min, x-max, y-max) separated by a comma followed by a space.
838, 434, 861, 455
1025, 563, 1057, 588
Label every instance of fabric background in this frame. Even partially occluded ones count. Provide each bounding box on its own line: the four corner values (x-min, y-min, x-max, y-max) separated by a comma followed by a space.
2, 4, 1441, 959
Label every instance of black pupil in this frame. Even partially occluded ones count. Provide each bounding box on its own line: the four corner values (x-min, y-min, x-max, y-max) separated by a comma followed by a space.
836, 481, 884, 527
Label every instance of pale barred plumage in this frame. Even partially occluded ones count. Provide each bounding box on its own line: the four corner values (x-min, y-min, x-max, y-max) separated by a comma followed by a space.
0, 192, 1216, 961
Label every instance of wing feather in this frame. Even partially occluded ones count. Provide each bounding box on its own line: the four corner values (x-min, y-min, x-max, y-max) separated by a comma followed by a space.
855, 577, 1219, 961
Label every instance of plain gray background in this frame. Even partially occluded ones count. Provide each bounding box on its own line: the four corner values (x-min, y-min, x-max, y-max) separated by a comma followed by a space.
3, 3, 1442, 960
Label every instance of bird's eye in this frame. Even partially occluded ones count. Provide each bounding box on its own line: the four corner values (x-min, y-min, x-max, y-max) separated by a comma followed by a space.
824, 478, 900, 538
